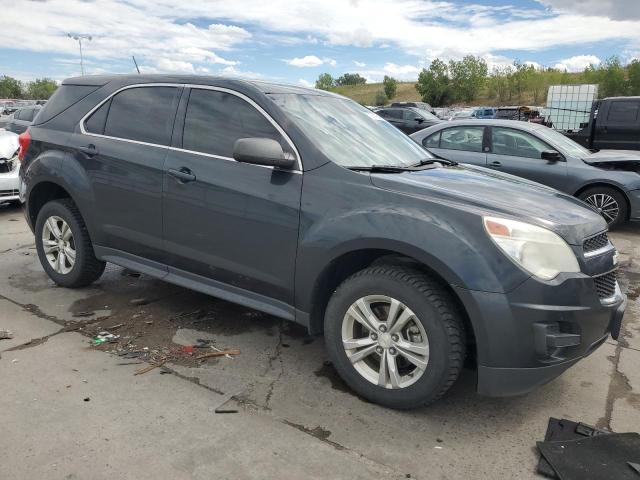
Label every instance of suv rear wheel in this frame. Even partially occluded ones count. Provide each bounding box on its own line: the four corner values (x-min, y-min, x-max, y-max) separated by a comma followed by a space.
324, 265, 466, 409
35, 199, 105, 287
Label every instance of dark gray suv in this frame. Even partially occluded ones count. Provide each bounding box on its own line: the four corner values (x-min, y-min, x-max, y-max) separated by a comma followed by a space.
18, 75, 626, 409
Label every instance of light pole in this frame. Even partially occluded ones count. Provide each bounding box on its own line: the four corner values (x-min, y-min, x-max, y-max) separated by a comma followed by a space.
67, 33, 92, 75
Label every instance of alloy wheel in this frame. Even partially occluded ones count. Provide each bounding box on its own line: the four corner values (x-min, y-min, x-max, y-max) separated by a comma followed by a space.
42, 216, 76, 274
585, 193, 619, 224
341, 295, 430, 389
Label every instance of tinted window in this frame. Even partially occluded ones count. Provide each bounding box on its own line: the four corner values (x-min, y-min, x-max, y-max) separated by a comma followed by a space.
607, 101, 639, 123
103, 87, 179, 145
423, 132, 440, 148
84, 100, 111, 135
182, 89, 288, 158
440, 127, 484, 152
381, 109, 402, 120
22, 108, 36, 122
491, 127, 552, 159
34, 84, 98, 125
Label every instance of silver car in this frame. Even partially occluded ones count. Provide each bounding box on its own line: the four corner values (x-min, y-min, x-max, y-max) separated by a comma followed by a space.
0, 130, 20, 204
411, 119, 640, 228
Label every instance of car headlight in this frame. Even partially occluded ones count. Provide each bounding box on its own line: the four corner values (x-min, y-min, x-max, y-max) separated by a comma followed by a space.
483, 216, 580, 280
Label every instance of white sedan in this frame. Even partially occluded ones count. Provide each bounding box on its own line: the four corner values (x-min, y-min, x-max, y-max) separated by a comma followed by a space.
0, 129, 20, 204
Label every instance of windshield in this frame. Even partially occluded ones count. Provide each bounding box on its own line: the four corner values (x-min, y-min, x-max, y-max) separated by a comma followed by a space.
268, 94, 432, 168
415, 109, 440, 122
534, 126, 591, 157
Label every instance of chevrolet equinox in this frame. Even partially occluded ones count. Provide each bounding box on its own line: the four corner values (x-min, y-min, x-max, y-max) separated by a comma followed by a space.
18, 75, 626, 409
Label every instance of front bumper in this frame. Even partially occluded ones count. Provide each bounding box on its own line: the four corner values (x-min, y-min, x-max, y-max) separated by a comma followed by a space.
453, 273, 626, 397
0, 160, 20, 202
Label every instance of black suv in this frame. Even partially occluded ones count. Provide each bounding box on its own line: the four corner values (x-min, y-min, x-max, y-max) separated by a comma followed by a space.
18, 75, 626, 409
375, 106, 442, 134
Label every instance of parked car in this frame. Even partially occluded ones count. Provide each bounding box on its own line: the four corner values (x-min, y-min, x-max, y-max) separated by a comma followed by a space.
20, 75, 625, 409
565, 97, 640, 151
411, 120, 640, 228
374, 106, 441, 134
471, 107, 496, 119
390, 101, 435, 114
0, 130, 20, 204
448, 109, 475, 121
4, 106, 42, 134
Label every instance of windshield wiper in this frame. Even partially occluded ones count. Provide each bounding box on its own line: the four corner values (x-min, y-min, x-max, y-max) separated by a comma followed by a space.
411, 157, 457, 167
347, 165, 413, 173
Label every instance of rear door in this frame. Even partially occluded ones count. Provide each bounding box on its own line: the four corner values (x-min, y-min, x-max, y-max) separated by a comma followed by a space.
69, 84, 181, 263
379, 108, 408, 132
486, 126, 568, 190
594, 99, 640, 150
162, 86, 302, 308
424, 125, 487, 165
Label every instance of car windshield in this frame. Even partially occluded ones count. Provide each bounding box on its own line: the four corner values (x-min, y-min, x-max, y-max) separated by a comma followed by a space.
269, 94, 432, 168
534, 126, 591, 157
415, 109, 440, 122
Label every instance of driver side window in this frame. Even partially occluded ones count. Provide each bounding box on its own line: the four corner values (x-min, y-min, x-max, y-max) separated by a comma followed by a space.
491, 127, 552, 159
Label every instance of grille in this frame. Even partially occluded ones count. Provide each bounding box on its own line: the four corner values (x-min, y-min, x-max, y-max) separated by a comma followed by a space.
584, 232, 609, 253
593, 271, 617, 299
0, 189, 18, 197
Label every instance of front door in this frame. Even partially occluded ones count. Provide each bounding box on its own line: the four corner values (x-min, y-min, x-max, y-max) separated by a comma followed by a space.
486, 126, 568, 190
162, 87, 302, 308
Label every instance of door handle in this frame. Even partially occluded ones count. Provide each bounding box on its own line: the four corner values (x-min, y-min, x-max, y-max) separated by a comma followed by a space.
168, 167, 196, 183
78, 144, 98, 156
489, 161, 502, 167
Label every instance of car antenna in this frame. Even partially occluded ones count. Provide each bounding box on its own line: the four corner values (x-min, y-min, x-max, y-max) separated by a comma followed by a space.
132, 55, 141, 74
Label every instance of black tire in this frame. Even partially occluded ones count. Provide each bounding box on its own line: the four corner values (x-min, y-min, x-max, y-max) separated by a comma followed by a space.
35, 198, 105, 288
324, 265, 466, 409
578, 186, 628, 229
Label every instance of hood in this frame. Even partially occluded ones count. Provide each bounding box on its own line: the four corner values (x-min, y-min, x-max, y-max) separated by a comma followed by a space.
583, 150, 640, 166
0, 130, 19, 160
370, 164, 606, 245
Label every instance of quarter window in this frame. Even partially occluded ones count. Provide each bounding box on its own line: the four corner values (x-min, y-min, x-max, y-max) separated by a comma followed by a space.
439, 126, 484, 152
96, 86, 179, 145
423, 132, 441, 148
182, 89, 290, 158
491, 127, 552, 159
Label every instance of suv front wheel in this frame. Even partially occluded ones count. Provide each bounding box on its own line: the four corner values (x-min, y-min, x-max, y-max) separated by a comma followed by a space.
324, 265, 466, 409
35, 199, 105, 288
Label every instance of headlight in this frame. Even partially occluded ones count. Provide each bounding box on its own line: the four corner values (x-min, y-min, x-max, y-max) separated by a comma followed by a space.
483, 216, 580, 280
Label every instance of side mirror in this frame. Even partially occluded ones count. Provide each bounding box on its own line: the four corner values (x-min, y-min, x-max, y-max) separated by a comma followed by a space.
233, 138, 296, 170
540, 150, 562, 162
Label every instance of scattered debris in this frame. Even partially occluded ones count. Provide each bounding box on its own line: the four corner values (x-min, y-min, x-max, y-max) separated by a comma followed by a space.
213, 391, 242, 414
134, 361, 167, 376
196, 349, 241, 360
83, 397, 90, 402
0, 329, 13, 340
11, 358, 18, 363
91, 331, 120, 346
105, 323, 124, 330
537, 418, 640, 479
72, 311, 94, 318
130, 298, 149, 306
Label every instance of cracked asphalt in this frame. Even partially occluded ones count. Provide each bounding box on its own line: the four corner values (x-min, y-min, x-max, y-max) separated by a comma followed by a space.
0, 201, 639, 479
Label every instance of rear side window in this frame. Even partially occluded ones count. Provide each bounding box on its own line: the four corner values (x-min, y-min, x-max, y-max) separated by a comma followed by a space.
22, 109, 36, 122
182, 89, 289, 158
607, 101, 639, 123
423, 132, 440, 148
440, 126, 484, 152
84, 100, 110, 135
101, 86, 179, 145
34, 84, 99, 125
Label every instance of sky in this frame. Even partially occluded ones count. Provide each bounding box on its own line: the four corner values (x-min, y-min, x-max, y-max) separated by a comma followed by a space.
0, 0, 639, 86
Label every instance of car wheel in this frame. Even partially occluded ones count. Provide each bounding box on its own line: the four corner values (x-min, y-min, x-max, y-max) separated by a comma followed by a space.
35, 198, 106, 288
578, 187, 627, 229
324, 265, 466, 409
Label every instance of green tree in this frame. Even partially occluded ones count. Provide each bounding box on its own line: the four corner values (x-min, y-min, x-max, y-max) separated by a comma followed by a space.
25, 78, 58, 99
374, 90, 388, 106
628, 59, 640, 95
0, 75, 23, 98
415, 58, 450, 106
599, 56, 626, 97
335, 73, 367, 86
382, 75, 398, 99
448, 55, 488, 103
315, 73, 334, 90
487, 66, 513, 103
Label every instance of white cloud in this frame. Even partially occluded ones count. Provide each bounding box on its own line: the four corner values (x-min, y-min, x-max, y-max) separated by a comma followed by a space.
383, 63, 420, 79
554, 55, 601, 72
353, 60, 366, 67
538, 0, 640, 21
286, 55, 336, 67
220, 65, 264, 78
155, 58, 196, 73
524, 60, 542, 69
298, 78, 313, 87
